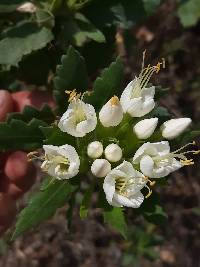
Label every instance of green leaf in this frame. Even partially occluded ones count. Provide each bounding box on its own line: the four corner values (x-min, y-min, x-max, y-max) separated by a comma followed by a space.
85, 57, 123, 110
53, 46, 89, 114
80, 184, 93, 219
0, 119, 47, 151
40, 125, 76, 146
12, 179, 78, 239
0, 0, 26, 13
144, 205, 168, 225
7, 104, 55, 124
0, 21, 53, 67
104, 207, 128, 239
142, 0, 161, 15
178, 0, 200, 27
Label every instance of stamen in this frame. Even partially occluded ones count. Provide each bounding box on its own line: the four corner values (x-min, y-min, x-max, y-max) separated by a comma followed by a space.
145, 185, 152, 198
66, 89, 81, 102
27, 151, 45, 162
110, 96, 120, 106
142, 50, 146, 70
144, 176, 156, 186
173, 141, 196, 154
180, 159, 194, 166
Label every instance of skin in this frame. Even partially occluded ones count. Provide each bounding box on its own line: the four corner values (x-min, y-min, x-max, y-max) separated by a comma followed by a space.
0, 193, 16, 227
12, 90, 55, 112
0, 90, 14, 121
4, 151, 37, 191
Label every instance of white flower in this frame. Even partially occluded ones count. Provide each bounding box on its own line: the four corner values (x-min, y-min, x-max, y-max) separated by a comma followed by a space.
120, 64, 160, 117
132, 141, 183, 178
99, 96, 123, 127
41, 145, 80, 180
104, 143, 122, 162
87, 141, 103, 159
16, 2, 36, 13
133, 118, 158, 139
91, 159, 111, 178
103, 161, 147, 208
161, 118, 192, 140
58, 99, 97, 137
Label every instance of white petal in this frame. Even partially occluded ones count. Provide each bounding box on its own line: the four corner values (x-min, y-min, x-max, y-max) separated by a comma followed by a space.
161, 118, 192, 140
99, 96, 123, 127
133, 118, 158, 139
103, 174, 116, 204
140, 155, 154, 177
113, 191, 144, 208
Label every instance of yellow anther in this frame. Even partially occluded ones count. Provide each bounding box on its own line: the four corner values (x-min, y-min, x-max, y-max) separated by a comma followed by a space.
145, 190, 152, 199
193, 150, 200, 155
110, 95, 120, 106
180, 159, 194, 166
155, 62, 161, 73
81, 91, 92, 100
192, 141, 196, 145
65, 89, 81, 102
149, 180, 156, 186
27, 151, 39, 161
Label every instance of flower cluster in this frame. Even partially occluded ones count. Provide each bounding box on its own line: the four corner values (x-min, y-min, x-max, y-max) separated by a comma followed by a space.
37, 63, 199, 209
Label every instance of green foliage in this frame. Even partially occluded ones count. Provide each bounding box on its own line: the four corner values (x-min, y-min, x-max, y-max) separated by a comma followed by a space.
178, 0, 200, 27
79, 184, 94, 219
7, 105, 55, 124
104, 207, 128, 239
0, 21, 53, 67
85, 57, 123, 110
0, 119, 47, 151
53, 46, 89, 114
40, 125, 76, 146
60, 13, 105, 47
0, 0, 26, 13
122, 224, 163, 266
12, 178, 79, 239
142, 0, 161, 15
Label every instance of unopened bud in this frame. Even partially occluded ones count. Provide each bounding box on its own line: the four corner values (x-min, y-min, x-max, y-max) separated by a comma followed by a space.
104, 143, 122, 162
87, 141, 103, 159
91, 159, 111, 177
161, 118, 192, 140
133, 118, 158, 139
99, 96, 123, 127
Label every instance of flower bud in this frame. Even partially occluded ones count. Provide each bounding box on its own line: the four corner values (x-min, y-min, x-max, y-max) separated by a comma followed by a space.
99, 96, 123, 127
87, 141, 103, 159
161, 118, 192, 140
104, 143, 122, 162
133, 118, 158, 139
91, 159, 111, 177
16, 2, 37, 13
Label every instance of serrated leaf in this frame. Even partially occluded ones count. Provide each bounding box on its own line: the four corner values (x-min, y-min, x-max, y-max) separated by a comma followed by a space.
0, 21, 53, 67
0, 119, 47, 151
178, 0, 200, 27
12, 179, 78, 239
80, 184, 94, 219
53, 46, 89, 114
7, 104, 55, 124
40, 125, 76, 146
104, 207, 128, 239
85, 57, 123, 110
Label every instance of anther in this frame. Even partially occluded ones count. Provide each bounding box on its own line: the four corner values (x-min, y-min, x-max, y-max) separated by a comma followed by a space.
110, 96, 120, 106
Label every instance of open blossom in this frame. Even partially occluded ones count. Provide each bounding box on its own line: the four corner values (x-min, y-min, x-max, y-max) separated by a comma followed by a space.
132, 141, 185, 178
120, 64, 161, 117
103, 161, 148, 208
58, 99, 97, 137
161, 118, 192, 140
41, 145, 80, 180
133, 117, 158, 139
99, 96, 123, 127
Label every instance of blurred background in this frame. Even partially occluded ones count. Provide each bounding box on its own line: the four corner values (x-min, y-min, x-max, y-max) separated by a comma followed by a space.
0, 0, 200, 266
